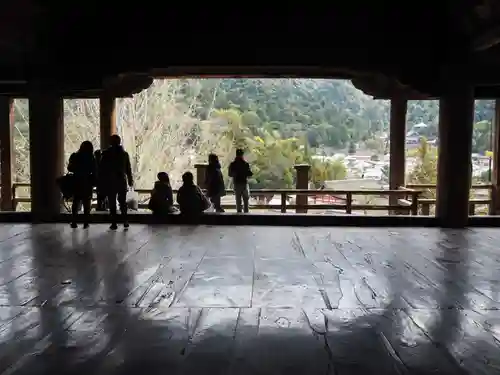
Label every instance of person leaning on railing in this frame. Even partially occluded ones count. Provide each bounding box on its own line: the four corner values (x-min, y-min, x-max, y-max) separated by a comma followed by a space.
205, 153, 225, 212
68, 140, 97, 229
228, 148, 252, 213
99, 135, 133, 230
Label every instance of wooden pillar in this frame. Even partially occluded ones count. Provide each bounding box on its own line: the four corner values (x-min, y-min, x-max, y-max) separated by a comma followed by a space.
0, 97, 14, 211
194, 163, 208, 190
99, 94, 116, 150
294, 164, 310, 213
29, 93, 64, 221
491, 99, 500, 214
436, 77, 474, 228
389, 96, 407, 213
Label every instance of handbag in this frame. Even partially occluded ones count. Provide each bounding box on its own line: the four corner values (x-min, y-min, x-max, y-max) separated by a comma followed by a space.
126, 188, 139, 210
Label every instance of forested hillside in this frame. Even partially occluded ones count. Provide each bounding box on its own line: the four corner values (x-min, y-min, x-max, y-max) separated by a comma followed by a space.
178, 78, 495, 149
9, 78, 497, 190
181, 79, 389, 149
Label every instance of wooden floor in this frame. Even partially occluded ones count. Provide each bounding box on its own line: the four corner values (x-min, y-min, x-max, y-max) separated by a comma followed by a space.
0, 224, 499, 374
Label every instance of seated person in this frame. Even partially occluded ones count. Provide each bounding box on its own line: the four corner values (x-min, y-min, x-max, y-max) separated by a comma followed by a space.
148, 172, 175, 215
177, 171, 210, 215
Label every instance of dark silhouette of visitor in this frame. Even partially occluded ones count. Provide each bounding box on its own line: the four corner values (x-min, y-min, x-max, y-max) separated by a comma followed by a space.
229, 148, 252, 213
94, 149, 107, 211
177, 171, 210, 216
67, 141, 97, 229
205, 153, 225, 212
99, 135, 133, 230
148, 172, 175, 215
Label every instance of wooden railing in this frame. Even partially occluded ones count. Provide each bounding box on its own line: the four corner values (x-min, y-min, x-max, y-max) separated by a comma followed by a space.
13, 182, 493, 216
405, 183, 493, 215
11, 183, 422, 215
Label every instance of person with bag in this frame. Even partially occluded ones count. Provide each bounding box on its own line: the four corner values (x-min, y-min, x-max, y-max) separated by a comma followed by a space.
148, 172, 176, 215
205, 153, 225, 212
177, 171, 210, 216
99, 135, 133, 230
68, 141, 97, 229
126, 188, 139, 211
228, 148, 253, 213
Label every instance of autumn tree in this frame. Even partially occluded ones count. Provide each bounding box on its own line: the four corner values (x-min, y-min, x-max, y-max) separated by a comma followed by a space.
407, 137, 438, 198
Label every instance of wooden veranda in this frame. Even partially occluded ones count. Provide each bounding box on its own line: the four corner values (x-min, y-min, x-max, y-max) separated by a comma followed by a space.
0, 3, 497, 227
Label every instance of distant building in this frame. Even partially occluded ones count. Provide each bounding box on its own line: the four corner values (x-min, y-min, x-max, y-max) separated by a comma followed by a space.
407, 122, 428, 138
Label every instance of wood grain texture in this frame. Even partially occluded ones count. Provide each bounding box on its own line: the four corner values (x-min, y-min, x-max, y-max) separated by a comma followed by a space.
0, 224, 498, 374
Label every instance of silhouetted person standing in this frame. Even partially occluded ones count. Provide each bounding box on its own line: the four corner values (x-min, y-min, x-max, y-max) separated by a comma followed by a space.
68, 141, 97, 229
100, 135, 133, 230
229, 148, 252, 213
205, 153, 225, 212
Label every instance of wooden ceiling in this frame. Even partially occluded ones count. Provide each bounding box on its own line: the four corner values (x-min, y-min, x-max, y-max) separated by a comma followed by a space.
1, 1, 500, 99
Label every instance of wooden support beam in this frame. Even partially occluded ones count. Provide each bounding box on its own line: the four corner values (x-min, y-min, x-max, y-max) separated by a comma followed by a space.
295, 164, 311, 213
99, 94, 116, 150
389, 96, 407, 213
29, 93, 64, 221
436, 75, 474, 228
0, 97, 13, 211
492, 98, 500, 214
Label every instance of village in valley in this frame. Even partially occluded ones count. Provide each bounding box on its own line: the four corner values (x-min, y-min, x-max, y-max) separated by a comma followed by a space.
217, 122, 493, 214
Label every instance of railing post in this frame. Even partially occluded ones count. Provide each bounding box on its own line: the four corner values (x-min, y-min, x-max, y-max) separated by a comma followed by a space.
492, 99, 500, 215
280, 192, 287, 213
294, 164, 310, 213
11, 183, 16, 211
468, 202, 475, 216
422, 203, 430, 215
489, 185, 495, 215
411, 193, 419, 215
194, 163, 208, 190
346, 192, 352, 214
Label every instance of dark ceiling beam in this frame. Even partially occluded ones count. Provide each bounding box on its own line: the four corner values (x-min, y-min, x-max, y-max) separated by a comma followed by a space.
152, 66, 362, 80
371, 86, 500, 100
473, 25, 500, 51
351, 76, 431, 100
0, 74, 153, 98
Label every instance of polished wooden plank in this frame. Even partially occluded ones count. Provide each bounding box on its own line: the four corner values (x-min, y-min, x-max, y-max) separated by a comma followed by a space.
0, 225, 500, 373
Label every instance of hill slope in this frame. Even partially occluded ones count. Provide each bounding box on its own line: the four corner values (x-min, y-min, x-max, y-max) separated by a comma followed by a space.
186, 78, 495, 149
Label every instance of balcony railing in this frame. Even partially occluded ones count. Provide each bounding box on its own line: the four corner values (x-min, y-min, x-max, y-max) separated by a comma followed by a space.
11, 182, 493, 216
11, 183, 422, 215
405, 183, 493, 215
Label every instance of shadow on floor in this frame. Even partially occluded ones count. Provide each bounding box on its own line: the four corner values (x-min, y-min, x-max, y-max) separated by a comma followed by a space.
0, 227, 499, 374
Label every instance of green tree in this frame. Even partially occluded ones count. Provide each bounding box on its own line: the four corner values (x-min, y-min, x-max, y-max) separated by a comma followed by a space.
309, 158, 347, 188
365, 138, 384, 154
241, 111, 261, 129
212, 108, 250, 150
408, 138, 437, 198
472, 120, 492, 154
